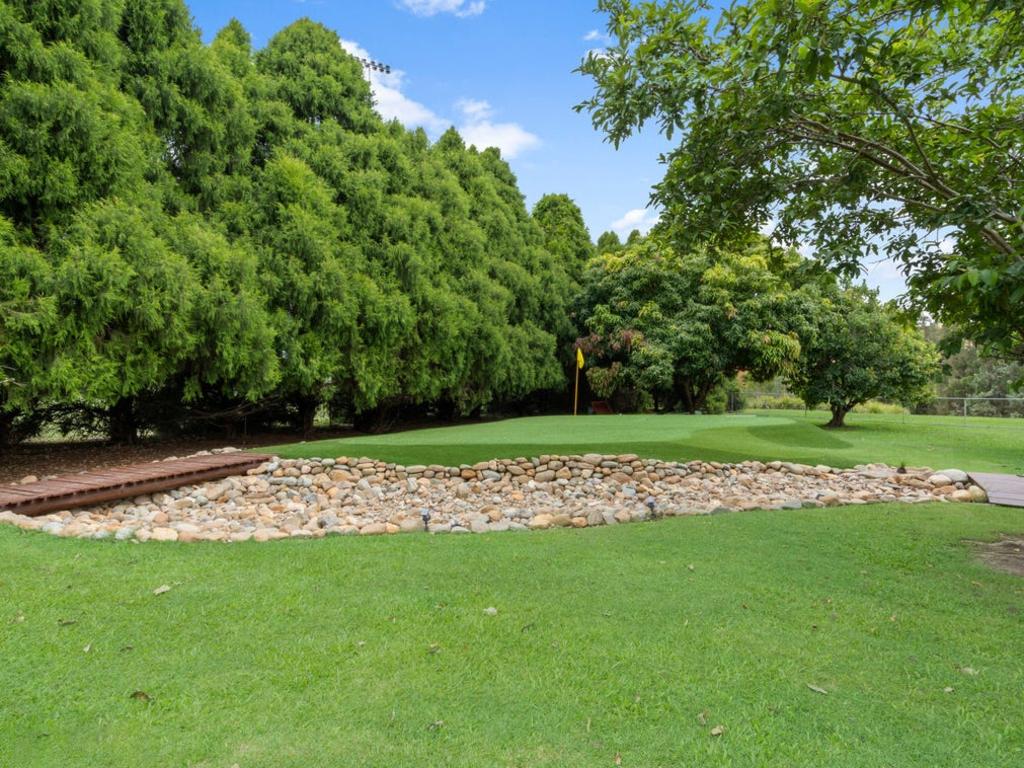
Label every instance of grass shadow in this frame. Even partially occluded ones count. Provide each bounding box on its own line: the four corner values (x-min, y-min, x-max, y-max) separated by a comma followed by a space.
711, 422, 854, 450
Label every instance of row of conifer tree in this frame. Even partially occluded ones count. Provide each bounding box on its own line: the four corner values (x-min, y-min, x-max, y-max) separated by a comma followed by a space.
0, 1, 597, 443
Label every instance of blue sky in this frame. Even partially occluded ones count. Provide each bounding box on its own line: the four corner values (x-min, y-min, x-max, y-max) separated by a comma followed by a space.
189, 0, 905, 298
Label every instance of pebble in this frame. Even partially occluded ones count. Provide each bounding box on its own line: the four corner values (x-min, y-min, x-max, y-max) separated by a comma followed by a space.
0, 454, 987, 544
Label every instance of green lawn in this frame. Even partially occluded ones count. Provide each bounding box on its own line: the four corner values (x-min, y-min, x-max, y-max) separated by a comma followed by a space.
266, 411, 1024, 474
2, 503, 1023, 767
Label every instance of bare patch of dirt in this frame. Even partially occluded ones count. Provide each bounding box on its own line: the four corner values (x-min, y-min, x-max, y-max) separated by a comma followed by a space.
973, 536, 1024, 577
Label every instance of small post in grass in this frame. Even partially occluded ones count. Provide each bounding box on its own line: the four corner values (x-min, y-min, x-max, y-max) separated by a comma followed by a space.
573, 347, 585, 416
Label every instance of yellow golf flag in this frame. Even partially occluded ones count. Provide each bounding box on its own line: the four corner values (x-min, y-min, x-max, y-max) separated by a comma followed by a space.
576, 347, 585, 369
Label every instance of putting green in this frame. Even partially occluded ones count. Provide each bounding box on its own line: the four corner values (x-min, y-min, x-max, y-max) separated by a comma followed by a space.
265, 411, 1024, 474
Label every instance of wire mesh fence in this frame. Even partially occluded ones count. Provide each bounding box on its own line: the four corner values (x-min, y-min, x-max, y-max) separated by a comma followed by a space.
916, 397, 1024, 418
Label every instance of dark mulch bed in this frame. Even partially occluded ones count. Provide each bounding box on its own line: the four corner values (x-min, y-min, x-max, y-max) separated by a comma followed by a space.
0, 429, 354, 485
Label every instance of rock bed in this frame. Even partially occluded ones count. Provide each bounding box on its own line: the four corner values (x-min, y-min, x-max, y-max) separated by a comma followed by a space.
0, 453, 988, 542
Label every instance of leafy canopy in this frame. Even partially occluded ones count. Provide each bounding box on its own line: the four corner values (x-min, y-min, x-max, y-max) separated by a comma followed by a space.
786, 287, 940, 427
579, 0, 1024, 361
575, 235, 820, 412
0, 4, 584, 442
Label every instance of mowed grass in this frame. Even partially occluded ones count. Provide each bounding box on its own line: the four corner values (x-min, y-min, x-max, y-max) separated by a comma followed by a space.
1, 503, 1023, 767
267, 411, 1024, 474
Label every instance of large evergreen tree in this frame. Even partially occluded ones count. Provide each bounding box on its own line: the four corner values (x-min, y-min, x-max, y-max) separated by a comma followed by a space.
0, 3, 581, 443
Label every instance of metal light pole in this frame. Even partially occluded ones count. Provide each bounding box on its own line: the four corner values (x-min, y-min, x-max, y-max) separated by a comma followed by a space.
357, 57, 392, 75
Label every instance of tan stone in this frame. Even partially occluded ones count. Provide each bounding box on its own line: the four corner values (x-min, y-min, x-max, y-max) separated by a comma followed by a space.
252, 528, 278, 542
528, 514, 553, 530
150, 527, 179, 542
480, 505, 503, 522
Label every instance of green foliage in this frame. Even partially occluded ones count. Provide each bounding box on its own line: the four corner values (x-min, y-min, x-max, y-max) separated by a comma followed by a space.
256, 18, 376, 133
579, 0, 1024, 363
596, 230, 623, 254
0, 0, 155, 238
746, 393, 808, 411
853, 400, 907, 415
923, 324, 1023, 401
532, 193, 594, 273
786, 287, 940, 427
49, 199, 198, 407
0, 4, 578, 442
0, 215, 55, 442
575, 235, 819, 412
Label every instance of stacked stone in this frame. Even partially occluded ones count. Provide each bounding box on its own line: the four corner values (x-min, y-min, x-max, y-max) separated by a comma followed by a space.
0, 454, 988, 542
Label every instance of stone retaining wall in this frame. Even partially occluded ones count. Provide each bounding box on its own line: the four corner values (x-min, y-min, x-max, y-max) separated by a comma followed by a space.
0, 453, 987, 542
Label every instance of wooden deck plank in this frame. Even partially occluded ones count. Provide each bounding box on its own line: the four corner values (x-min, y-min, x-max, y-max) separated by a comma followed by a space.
969, 472, 1024, 508
0, 453, 271, 517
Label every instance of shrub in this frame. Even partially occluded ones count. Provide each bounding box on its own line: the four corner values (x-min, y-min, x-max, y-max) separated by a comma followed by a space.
746, 394, 807, 410
852, 401, 908, 415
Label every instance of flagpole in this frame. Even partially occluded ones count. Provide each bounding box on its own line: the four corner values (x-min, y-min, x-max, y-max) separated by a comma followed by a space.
573, 363, 580, 416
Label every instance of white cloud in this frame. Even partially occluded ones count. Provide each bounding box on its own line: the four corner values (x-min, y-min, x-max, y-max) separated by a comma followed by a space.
583, 29, 610, 42
455, 98, 493, 121
340, 38, 448, 133
456, 99, 540, 159
459, 120, 541, 159
399, 0, 485, 17
340, 39, 540, 159
612, 207, 660, 236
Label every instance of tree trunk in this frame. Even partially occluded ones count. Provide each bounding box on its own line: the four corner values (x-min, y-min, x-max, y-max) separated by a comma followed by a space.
0, 410, 13, 449
675, 379, 696, 413
353, 403, 399, 434
827, 403, 851, 428
435, 398, 458, 422
692, 381, 715, 413
298, 398, 318, 440
109, 397, 138, 444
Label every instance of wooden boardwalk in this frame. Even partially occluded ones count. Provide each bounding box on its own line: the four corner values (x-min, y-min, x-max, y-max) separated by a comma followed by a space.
0, 453, 271, 517
970, 472, 1024, 508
